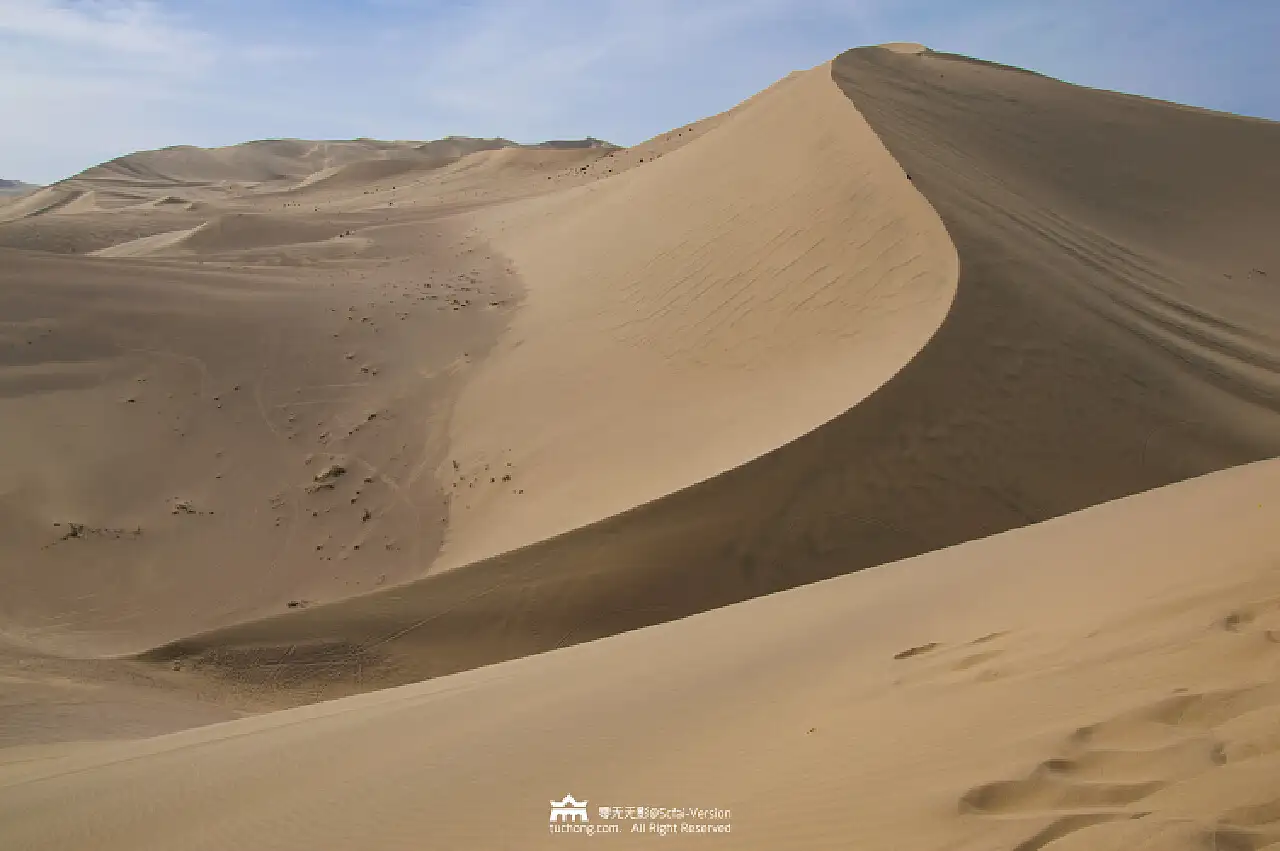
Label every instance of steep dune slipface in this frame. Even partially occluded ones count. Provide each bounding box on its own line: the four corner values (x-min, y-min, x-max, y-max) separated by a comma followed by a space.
10, 460, 1280, 850
823, 45, 1280, 522
439, 63, 958, 567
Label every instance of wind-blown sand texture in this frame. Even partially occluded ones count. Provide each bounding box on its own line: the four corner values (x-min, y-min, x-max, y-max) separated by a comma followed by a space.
1, 44, 1278, 851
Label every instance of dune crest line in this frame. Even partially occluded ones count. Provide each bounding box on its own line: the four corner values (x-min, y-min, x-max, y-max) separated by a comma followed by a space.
140, 49, 1280, 704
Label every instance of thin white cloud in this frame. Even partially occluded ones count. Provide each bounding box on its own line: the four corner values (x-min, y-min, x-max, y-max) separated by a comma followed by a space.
0, 1, 231, 181
0, 0, 209, 63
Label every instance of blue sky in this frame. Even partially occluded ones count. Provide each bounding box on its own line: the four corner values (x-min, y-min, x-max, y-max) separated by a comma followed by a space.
2, 0, 1277, 184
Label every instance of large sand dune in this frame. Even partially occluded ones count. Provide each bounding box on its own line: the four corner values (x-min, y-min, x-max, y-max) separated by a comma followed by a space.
1, 42, 1279, 851
440, 62, 957, 568
135, 51, 1280, 703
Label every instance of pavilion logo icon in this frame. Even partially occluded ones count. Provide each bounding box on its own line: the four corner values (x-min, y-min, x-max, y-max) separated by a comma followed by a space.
550, 795, 590, 823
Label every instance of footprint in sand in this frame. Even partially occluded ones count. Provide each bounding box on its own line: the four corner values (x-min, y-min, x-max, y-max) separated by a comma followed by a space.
958, 682, 1280, 850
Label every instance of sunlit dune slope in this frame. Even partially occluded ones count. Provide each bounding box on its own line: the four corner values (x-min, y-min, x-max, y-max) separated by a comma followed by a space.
440, 61, 958, 568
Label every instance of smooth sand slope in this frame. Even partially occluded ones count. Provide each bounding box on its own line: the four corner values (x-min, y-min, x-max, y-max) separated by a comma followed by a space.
4, 459, 1280, 850
438, 64, 957, 568
140, 51, 1280, 704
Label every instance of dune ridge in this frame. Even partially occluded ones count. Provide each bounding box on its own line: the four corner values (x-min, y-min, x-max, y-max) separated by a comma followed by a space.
131, 49, 1280, 706
438, 62, 957, 568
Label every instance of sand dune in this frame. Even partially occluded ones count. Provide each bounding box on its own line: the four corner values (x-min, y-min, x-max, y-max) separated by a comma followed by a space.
0, 225, 515, 656
1, 41, 1278, 851
440, 62, 956, 568
294, 157, 432, 191
441, 144, 614, 180
176, 212, 351, 253
5, 459, 1279, 850
0, 137, 597, 231
287, 143, 609, 196
88, 225, 205, 258
137, 51, 1279, 702
133, 195, 196, 210
291, 137, 516, 192
0, 206, 205, 254
0, 186, 91, 222
79, 139, 425, 187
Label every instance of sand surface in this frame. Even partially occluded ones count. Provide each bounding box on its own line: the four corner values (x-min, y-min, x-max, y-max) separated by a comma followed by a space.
1, 43, 1278, 850
4, 460, 1280, 849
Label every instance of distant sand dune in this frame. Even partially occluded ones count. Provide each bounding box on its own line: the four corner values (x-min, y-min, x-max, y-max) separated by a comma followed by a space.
86, 214, 357, 258
291, 138, 518, 192
89, 225, 204, 258
133, 195, 195, 210
294, 158, 428, 191
177, 212, 348, 253
0, 187, 86, 222
80, 139, 425, 186
50, 190, 102, 216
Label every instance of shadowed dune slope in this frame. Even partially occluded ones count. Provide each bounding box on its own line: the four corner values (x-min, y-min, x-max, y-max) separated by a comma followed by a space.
145, 51, 1280, 702
11, 459, 1280, 850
